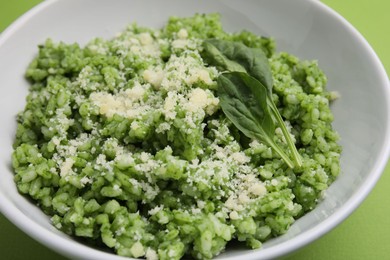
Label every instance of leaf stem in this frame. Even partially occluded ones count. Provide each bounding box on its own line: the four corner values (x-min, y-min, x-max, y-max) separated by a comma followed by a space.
270, 101, 303, 168
265, 136, 295, 169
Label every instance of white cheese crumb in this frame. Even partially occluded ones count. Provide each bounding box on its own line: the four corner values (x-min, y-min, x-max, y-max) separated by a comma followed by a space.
156, 122, 171, 133
90, 83, 151, 119
238, 193, 250, 204
248, 183, 267, 196
231, 152, 251, 164
191, 207, 202, 214
115, 227, 125, 236
188, 69, 213, 85
224, 196, 238, 211
163, 92, 178, 120
96, 154, 107, 165
185, 88, 219, 115
177, 28, 188, 39
131, 121, 140, 130
125, 83, 145, 100
229, 211, 239, 220
60, 158, 74, 177
197, 200, 206, 209
159, 54, 215, 92
172, 39, 190, 49
286, 201, 295, 211
148, 205, 164, 216
80, 176, 92, 186
139, 32, 153, 45
145, 248, 158, 260
140, 152, 151, 162
115, 152, 134, 168
143, 68, 164, 88
168, 249, 176, 258
87, 44, 107, 55
188, 88, 208, 110
52, 137, 61, 146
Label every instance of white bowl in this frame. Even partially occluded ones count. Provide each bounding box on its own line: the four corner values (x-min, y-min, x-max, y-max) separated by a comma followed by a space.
0, 0, 389, 259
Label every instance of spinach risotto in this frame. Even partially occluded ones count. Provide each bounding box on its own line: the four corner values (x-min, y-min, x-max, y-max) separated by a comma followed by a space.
12, 14, 341, 260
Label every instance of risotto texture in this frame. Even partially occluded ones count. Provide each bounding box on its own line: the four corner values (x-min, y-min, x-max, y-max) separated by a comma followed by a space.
12, 14, 341, 260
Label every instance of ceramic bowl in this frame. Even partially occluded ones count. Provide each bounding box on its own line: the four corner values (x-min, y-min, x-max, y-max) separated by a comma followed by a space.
0, 0, 389, 259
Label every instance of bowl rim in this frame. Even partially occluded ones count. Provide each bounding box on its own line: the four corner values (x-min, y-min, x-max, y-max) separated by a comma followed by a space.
0, 0, 389, 259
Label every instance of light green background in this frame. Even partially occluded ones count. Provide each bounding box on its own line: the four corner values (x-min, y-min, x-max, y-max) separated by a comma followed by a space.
1, 0, 389, 259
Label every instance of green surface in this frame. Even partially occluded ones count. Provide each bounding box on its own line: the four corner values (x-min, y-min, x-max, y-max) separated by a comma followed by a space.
0, 0, 389, 259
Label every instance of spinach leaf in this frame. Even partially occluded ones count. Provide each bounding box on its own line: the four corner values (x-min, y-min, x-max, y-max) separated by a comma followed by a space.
203, 39, 273, 94
202, 40, 247, 73
218, 72, 295, 169
202, 39, 302, 168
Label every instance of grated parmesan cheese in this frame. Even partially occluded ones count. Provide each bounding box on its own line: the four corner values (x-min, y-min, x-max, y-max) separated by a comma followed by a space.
60, 158, 74, 177
148, 205, 164, 216
145, 248, 158, 260
177, 28, 188, 39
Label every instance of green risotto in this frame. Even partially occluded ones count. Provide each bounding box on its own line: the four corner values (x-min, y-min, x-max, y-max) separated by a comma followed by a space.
12, 14, 341, 260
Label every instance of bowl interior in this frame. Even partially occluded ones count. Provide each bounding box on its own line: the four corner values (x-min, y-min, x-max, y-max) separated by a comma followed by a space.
0, 0, 389, 259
